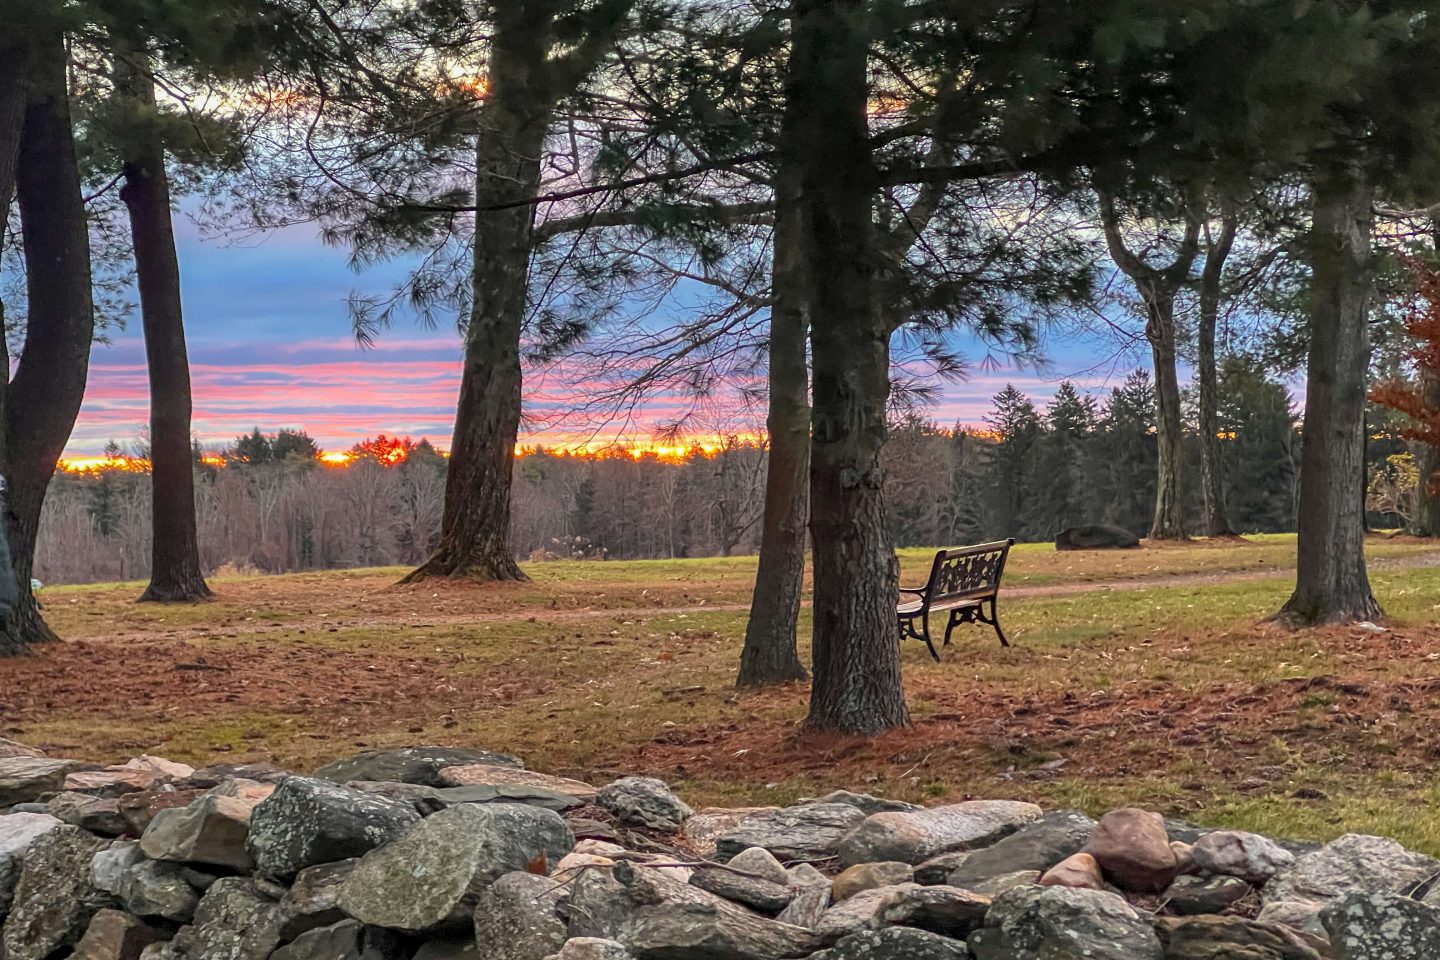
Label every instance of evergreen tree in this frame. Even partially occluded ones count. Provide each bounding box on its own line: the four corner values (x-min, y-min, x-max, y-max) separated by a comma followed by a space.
1028, 382, 1096, 539
982, 386, 1041, 539
1219, 357, 1300, 533
1092, 371, 1158, 536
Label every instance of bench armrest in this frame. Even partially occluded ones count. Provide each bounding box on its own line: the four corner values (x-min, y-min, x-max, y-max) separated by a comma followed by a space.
898, 586, 926, 597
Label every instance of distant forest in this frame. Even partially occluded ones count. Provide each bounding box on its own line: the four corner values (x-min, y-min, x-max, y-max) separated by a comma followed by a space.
35, 358, 1415, 587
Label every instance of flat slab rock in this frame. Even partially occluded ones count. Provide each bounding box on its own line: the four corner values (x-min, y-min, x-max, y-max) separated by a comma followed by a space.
0, 757, 81, 806
620, 901, 817, 960
967, 884, 1163, 960
312, 747, 522, 787
684, 808, 780, 857
947, 809, 1096, 887
348, 780, 587, 813
837, 800, 1042, 867
1156, 916, 1323, 960
438, 764, 598, 803
715, 803, 868, 863
1263, 833, 1440, 906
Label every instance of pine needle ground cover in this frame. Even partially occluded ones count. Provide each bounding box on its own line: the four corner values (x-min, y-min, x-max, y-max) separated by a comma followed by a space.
9, 535, 1440, 851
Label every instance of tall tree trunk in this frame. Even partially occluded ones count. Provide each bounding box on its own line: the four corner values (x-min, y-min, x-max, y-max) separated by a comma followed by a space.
1148, 300, 1186, 540
117, 53, 213, 603
795, 0, 909, 736
1277, 174, 1380, 624
1197, 207, 1238, 537
402, 16, 554, 585
1409, 369, 1440, 536
738, 164, 810, 688
1, 29, 96, 654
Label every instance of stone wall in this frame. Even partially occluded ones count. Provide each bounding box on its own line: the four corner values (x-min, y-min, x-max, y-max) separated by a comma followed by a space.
1, 739, 1437, 960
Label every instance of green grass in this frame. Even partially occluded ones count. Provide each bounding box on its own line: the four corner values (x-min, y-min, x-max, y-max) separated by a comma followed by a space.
14, 533, 1440, 853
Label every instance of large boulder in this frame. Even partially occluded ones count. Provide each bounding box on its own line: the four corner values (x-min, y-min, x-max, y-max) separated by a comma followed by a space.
1055, 525, 1141, 551
437, 765, 598, 803
1155, 916, 1323, 960
595, 777, 692, 831
620, 901, 817, 960
270, 919, 402, 960
118, 787, 208, 835
1081, 808, 1178, 892
169, 878, 287, 960
0, 757, 80, 806
348, 780, 584, 814
1321, 892, 1440, 959
967, 885, 1163, 960
312, 747, 521, 786
831, 862, 914, 903
690, 847, 794, 913
814, 884, 920, 945
808, 792, 921, 817
71, 909, 159, 960
715, 804, 868, 863
278, 860, 355, 939
64, 767, 160, 797
1, 825, 111, 960
1191, 830, 1296, 884
948, 810, 1096, 887
837, 801, 1041, 867
140, 795, 259, 871
472, 872, 568, 960
245, 776, 421, 880
336, 802, 573, 932
0, 812, 62, 916
122, 860, 202, 922
874, 885, 990, 939
47, 793, 128, 836
1263, 834, 1440, 907
809, 928, 968, 960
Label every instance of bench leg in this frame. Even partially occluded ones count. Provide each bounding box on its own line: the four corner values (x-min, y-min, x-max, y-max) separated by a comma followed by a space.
921, 615, 940, 661
988, 598, 1009, 648
943, 609, 961, 647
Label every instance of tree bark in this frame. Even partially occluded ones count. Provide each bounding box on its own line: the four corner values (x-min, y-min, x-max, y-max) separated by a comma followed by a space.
1097, 189, 1201, 541
1197, 206, 1238, 538
402, 11, 556, 585
1148, 299, 1186, 540
118, 53, 213, 603
1277, 174, 1381, 624
795, 0, 909, 735
738, 162, 810, 688
1, 28, 96, 654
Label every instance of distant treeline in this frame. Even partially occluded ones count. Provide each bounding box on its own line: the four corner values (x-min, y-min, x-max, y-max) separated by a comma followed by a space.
35, 357, 1409, 586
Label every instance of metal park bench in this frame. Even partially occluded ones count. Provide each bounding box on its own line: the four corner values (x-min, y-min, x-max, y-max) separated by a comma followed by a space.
897, 539, 1014, 660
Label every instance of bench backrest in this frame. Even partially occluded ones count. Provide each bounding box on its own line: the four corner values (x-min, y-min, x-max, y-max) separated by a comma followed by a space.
925, 539, 1014, 602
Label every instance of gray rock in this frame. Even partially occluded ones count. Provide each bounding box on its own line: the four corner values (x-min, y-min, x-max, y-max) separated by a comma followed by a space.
71, 908, 159, 960
831, 862, 913, 903
312, 747, 521, 786
545, 939, 632, 960
47, 792, 128, 836
348, 780, 584, 814
336, 802, 573, 932
91, 841, 147, 898
715, 804, 867, 863
913, 851, 971, 885
246, 776, 421, 880
472, 872, 568, 960
0, 740, 43, 760
875, 885, 990, 939
124, 860, 201, 922
1155, 915, 1323, 960
1191, 830, 1296, 884
683, 808, 781, 858
946, 809, 1095, 887
620, 901, 817, 960
170, 878, 287, 960
140, 795, 258, 871
0, 757, 80, 806
1263, 834, 1440, 906
1321, 892, 1440, 959
280, 859, 356, 939
774, 865, 829, 930
1163, 874, 1252, 916
689, 862, 794, 914
413, 936, 479, 960
0, 812, 62, 916
565, 868, 634, 940
964, 870, 1042, 897
814, 883, 919, 945
139, 942, 180, 960
808, 927, 969, 960
1, 825, 111, 960
809, 792, 922, 817
271, 919, 403, 960
1256, 901, 1328, 940
837, 801, 1042, 867
596, 777, 693, 831
966, 885, 1163, 960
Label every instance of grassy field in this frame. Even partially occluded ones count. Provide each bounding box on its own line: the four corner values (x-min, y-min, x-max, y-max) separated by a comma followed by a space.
9, 533, 1440, 852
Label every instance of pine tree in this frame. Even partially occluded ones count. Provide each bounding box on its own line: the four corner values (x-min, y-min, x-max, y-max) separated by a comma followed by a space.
982, 386, 1041, 539
1092, 371, 1158, 536
1028, 382, 1096, 539
1219, 357, 1300, 533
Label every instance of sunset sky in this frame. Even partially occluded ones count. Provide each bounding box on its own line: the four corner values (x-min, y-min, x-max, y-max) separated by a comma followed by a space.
66, 215, 1157, 457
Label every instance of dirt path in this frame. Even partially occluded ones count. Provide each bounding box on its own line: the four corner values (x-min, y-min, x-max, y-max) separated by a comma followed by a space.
65, 550, 1440, 645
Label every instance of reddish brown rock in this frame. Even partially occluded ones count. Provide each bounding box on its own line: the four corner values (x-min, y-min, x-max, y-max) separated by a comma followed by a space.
64, 769, 159, 798
1040, 853, 1107, 891
1082, 808, 1178, 892
117, 788, 207, 834
71, 909, 158, 960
